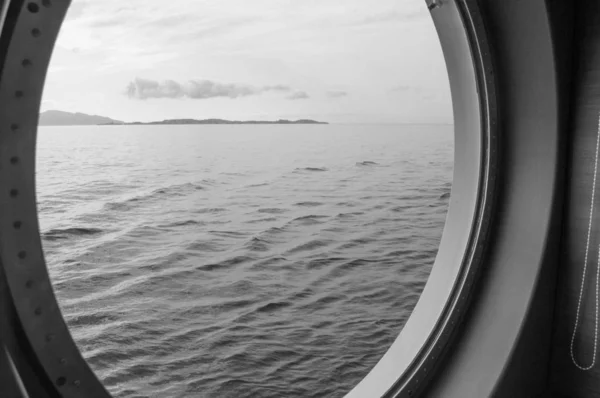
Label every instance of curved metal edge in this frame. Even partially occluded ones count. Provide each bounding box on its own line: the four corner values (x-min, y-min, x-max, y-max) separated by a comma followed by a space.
346, 0, 497, 396
0, 1, 111, 397
4, 346, 31, 398
423, 0, 568, 395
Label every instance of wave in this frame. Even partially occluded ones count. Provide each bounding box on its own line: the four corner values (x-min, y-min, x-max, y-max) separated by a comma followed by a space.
294, 167, 328, 172
336, 236, 377, 250
200, 178, 219, 186
257, 207, 287, 214
356, 161, 379, 166
244, 237, 272, 252
294, 201, 323, 207
242, 227, 286, 252
196, 207, 228, 214
214, 299, 256, 312
263, 226, 285, 234
335, 212, 364, 219
335, 201, 360, 207
247, 257, 287, 271
244, 217, 278, 224
285, 239, 331, 255
67, 311, 117, 327
208, 230, 249, 238
196, 255, 255, 271
158, 219, 204, 228
42, 227, 104, 241
103, 182, 207, 211
306, 257, 347, 270
186, 240, 224, 252
390, 205, 412, 212
336, 258, 378, 272
309, 293, 348, 309
287, 214, 329, 226
255, 301, 292, 314
245, 182, 269, 188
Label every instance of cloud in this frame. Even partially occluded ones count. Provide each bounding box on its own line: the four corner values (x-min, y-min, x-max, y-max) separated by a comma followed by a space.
389, 85, 415, 93
264, 85, 292, 92
327, 90, 348, 98
286, 91, 310, 100
126, 78, 292, 100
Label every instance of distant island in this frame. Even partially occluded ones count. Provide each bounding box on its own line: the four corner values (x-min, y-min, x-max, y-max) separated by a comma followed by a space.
38, 110, 328, 126
101, 118, 327, 125
39, 110, 123, 126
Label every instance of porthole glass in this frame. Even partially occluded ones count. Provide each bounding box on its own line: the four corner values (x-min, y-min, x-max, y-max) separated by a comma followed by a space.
37, 1, 452, 397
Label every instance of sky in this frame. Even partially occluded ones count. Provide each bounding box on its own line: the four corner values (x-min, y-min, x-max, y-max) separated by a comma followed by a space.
41, 0, 452, 124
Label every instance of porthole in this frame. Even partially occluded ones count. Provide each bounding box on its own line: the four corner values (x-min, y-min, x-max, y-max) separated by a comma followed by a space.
0, 0, 496, 398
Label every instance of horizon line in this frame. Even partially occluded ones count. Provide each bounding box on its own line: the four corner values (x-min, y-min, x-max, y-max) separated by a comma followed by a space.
38, 122, 454, 126
39, 110, 453, 126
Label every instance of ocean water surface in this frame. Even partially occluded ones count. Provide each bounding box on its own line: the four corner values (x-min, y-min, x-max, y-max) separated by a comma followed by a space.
37, 124, 453, 398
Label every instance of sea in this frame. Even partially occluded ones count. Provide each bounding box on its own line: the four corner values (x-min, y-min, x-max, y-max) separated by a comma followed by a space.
37, 124, 453, 398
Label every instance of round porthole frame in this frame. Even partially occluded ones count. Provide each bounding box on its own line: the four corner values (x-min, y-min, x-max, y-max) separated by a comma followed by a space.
0, 0, 112, 396
347, 0, 497, 396
0, 0, 496, 397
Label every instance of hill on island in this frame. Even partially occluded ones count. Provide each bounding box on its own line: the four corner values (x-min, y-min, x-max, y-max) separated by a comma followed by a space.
38, 111, 327, 126
39, 110, 124, 126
